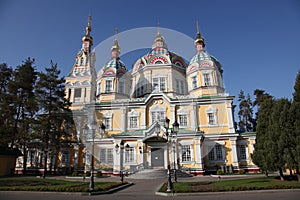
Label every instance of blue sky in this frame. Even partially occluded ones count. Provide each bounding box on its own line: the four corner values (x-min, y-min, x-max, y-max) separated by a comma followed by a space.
1, 0, 300, 103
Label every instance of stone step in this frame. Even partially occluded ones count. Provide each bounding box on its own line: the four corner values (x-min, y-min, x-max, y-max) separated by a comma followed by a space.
127, 168, 193, 179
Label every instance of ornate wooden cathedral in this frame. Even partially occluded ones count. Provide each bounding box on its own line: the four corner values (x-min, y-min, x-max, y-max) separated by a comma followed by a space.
61, 17, 258, 176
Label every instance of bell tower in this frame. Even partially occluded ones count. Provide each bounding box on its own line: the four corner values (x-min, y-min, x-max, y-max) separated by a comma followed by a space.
65, 16, 97, 110
187, 20, 224, 97
96, 28, 131, 102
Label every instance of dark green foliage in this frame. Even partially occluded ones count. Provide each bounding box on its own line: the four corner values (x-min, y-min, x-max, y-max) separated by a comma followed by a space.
35, 61, 71, 176
237, 90, 254, 132
0, 177, 125, 192
253, 71, 300, 176
252, 97, 274, 174
0, 63, 13, 147
160, 177, 300, 193
291, 70, 300, 173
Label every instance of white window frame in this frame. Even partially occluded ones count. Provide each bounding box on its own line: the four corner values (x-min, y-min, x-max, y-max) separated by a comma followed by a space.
191, 75, 198, 89
73, 88, 82, 103
202, 70, 213, 86
99, 148, 114, 164
206, 106, 218, 125
105, 78, 114, 93
206, 141, 225, 162
124, 147, 135, 164
150, 105, 166, 124
118, 81, 125, 94
103, 112, 113, 130
177, 109, 189, 128
237, 140, 249, 162
181, 145, 191, 162
128, 110, 140, 130
152, 76, 166, 92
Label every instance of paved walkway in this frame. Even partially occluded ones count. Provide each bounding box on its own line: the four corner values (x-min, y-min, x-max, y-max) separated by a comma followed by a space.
1, 171, 300, 200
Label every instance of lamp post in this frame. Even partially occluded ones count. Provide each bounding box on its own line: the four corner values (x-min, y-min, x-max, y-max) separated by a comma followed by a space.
172, 120, 179, 182
163, 117, 172, 193
89, 120, 97, 191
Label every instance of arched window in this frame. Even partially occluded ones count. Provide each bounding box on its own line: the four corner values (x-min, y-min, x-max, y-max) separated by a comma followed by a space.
154, 60, 163, 64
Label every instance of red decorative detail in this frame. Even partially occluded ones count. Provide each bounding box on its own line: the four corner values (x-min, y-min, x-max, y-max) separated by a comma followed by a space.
200, 61, 212, 67
189, 65, 198, 72
104, 69, 115, 75
173, 60, 185, 68
151, 56, 167, 64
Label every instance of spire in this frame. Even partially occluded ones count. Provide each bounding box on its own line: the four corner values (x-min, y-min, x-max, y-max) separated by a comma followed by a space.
195, 20, 205, 48
111, 27, 120, 58
82, 15, 93, 51
152, 22, 167, 49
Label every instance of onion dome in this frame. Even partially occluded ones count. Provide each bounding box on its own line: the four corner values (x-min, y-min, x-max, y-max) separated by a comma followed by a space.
98, 29, 127, 78
194, 20, 205, 47
82, 16, 93, 45
132, 30, 186, 74
111, 28, 120, 55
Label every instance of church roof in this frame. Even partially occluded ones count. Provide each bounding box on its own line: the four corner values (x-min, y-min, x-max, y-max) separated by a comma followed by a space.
103, 57, 126, 70
190, 51, 212, 63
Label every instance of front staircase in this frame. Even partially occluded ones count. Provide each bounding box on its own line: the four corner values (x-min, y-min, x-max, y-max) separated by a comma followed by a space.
127, 168, 193, 179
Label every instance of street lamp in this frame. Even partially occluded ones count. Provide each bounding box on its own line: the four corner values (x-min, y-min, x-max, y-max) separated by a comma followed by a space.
163, 117, 172, 192
100, 123, 106, 137
155, 122, 161, 137
89, 120, 97, 192
172, 120, 179, 182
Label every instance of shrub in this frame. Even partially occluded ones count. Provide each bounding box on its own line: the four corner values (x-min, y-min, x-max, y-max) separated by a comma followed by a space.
238, 169, 246, 174
71, 172, 78, 177
217, 169, 224, 175
85, 171, 91, 177
96, 171, 102, 177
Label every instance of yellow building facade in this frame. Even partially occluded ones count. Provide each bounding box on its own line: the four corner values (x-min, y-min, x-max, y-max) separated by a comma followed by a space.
65, 18, 258, 175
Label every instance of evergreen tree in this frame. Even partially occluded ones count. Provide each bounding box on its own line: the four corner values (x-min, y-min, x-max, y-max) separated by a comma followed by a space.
0, 63, 14, 148
7, 58, 38, 174
35, 61, 71, 177
291, 70, 300, 173
269, 98, 291, 180
252, 89, 272, 131
237, 90, 254, 132
252, 97, 274, 176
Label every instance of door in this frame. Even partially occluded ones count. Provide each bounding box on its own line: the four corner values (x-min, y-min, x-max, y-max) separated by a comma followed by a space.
151, 148, 164, 168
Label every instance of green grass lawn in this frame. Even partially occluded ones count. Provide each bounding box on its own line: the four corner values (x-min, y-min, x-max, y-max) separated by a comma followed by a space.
160, 176, 300, 193
0, 177, 126, 193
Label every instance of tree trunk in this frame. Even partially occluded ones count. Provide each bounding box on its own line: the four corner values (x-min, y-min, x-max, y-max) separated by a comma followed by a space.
22, 145, 27, 175
264, 170, 268, 177
279, 167, 284, 181
43, 151, 47, 178
289, 168, 293, 177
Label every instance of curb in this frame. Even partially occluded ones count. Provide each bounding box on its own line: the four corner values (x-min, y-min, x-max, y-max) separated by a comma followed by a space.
155, 188, 300, 196
82, 182, 134, 196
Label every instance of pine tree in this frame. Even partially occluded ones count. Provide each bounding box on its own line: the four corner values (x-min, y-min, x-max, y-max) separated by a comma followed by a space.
7, 58, 38, 174
291, 70, 300, 173
35, 61, 71, 177
237, 90, 254, 132
0, 63, 14, 148
252, 89, 272, 131
252, 97, 274, 176
269, 98, 291, 180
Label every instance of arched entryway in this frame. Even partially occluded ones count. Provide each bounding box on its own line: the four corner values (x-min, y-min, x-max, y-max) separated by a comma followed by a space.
143, 136, 167, 169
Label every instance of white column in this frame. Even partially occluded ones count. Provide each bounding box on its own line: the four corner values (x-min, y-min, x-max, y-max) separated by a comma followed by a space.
170, 105, 175, 123
121, 106, 127, 132
141, 106, 146, 129
230, 137, 238, 167
113, 141, 121, 174
195, 137, 203, 170
226, 101, 235, 133
192, 102, 198, 131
